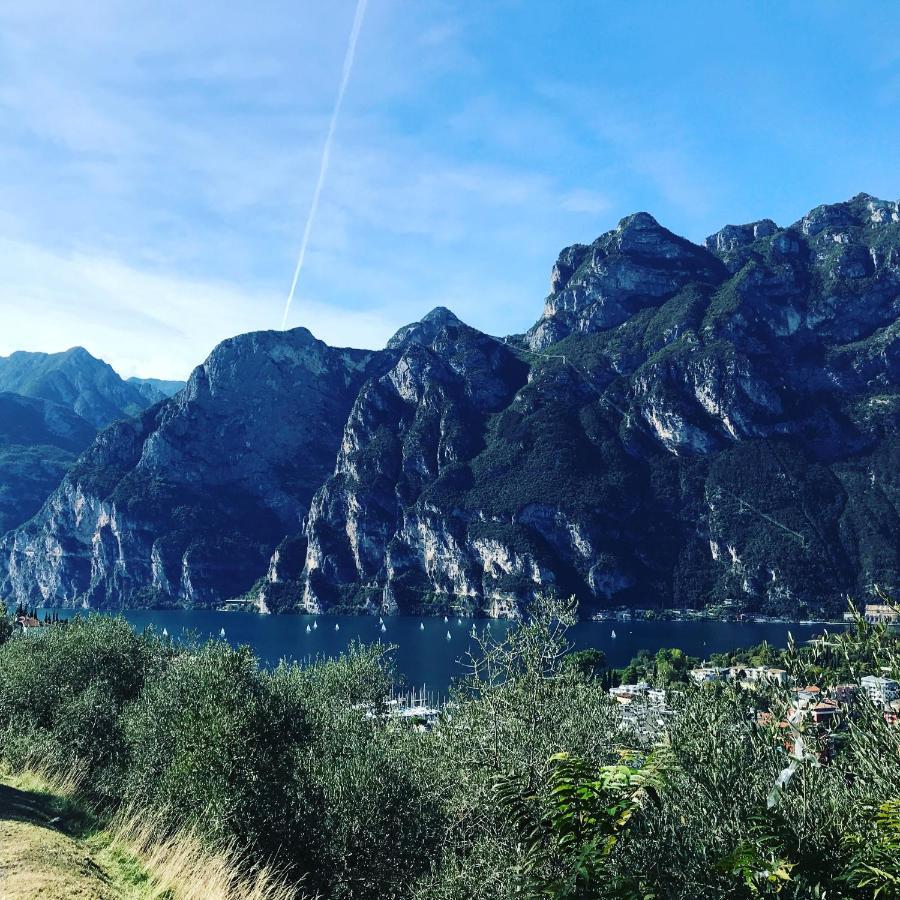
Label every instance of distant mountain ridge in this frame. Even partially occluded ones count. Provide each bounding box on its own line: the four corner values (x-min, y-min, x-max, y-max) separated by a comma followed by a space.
127, 377, 186, 404
3, 193, 899, 616
0, 348, 179, 538
0, 347, 153, 428
0, 392, 96, 534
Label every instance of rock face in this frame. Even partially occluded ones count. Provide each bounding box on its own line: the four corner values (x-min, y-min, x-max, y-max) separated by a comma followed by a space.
0, 347, 156, 429
4, 193, 900, 616
300, 309, 529, 613
526, 212, 725, 350
2, 330, 376, 608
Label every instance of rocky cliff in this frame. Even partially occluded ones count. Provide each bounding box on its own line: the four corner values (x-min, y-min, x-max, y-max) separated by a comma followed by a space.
2, 330, 376, 608
4, 194, 899, 615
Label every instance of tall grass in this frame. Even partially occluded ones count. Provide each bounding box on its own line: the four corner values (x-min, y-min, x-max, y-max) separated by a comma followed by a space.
2, 762, 306, 900
106, 805, 305, 900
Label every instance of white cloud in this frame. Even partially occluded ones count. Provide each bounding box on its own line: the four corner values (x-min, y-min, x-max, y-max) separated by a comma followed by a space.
0, 237, 398, 379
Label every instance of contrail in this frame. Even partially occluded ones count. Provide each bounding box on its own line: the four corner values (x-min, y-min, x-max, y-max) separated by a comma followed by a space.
280, 0, 368, 330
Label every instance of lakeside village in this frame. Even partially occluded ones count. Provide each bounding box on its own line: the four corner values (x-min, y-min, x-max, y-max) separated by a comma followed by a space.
383, 599, 900, 741
367, 640, 900, 746
609, 664, 900, 748
592, 600, 900, 626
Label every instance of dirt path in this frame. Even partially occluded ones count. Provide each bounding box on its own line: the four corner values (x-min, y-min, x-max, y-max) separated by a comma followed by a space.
0, 779, 124, 900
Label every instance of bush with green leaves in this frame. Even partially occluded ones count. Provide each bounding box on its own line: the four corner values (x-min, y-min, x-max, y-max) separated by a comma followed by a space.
0, 598, 898, 898
269, 643, 446, 900
0, 614, 170, 799
119, 641, 316, 859
0, 612, 12, 646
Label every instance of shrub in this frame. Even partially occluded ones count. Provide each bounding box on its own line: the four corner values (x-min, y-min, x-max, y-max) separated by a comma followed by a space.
120, 641, 314, 863
0, 615, 169, 799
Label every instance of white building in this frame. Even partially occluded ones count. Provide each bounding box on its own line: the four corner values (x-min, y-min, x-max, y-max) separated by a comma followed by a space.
689, 667, 726, 684
744, 666, 791, 686
609, 681, 651, 703
860, 675, 900, 707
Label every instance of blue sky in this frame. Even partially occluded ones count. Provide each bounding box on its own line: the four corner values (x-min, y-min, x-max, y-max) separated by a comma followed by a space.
1, 1, 898, 379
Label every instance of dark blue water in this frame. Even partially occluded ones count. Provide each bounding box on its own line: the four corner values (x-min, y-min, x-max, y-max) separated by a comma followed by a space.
36, 609, 840, 694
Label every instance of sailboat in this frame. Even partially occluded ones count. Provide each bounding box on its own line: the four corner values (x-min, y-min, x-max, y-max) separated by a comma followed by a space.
419, 622, 425, 631
335, 623, 340, 631
611, 629, 617, 639
380, 622, 386, 633
443, 615, 448, 623
162, 628, 168, 637
457, 618, 462, 625
306, 624, 311, 633
312, 620, 318, 630
219, 627, 226, 639
446, 630, 451, 641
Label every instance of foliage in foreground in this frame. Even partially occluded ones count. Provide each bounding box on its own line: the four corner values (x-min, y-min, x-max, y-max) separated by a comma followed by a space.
0, 599, 898, 898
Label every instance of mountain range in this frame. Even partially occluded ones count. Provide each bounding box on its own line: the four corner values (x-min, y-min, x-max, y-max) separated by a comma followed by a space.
2, 193, 898, 617
0, 349, 185, 537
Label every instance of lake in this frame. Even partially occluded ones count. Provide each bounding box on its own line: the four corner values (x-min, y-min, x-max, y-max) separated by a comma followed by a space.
33, 608, 842, 696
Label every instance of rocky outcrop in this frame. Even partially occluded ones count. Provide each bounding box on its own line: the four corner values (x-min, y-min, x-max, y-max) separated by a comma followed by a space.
300, 312, 530, 614
526, 212, 725, 350
4, 193, 900, 616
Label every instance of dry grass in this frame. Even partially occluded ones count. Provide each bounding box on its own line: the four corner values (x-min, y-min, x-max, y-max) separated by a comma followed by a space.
3, 759, 87, 800
0, 764, 309, 900
105, 806, 308, 900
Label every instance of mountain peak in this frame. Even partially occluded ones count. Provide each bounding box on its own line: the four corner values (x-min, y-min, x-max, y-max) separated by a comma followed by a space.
386, 307, 464, 350
616, 211, 661, 232
421, 306, 460, 325
528, 210, 723, 349
0, 346, 152, 428
62, 346, 96, 361
794, 193, 899, 236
